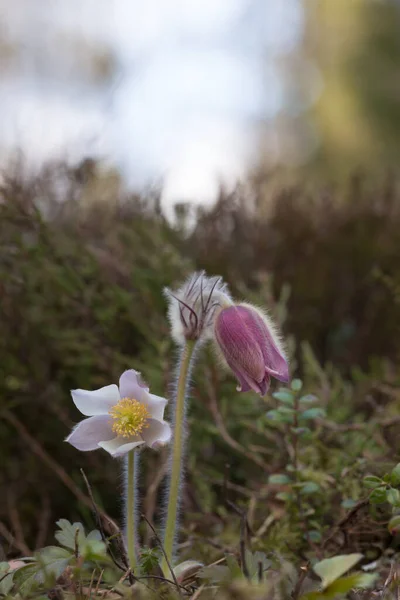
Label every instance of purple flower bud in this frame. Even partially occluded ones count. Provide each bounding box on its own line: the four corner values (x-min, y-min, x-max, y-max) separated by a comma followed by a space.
214, 303, 289, 395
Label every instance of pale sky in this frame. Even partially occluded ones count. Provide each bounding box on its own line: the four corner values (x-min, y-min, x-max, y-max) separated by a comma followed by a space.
0, 0, 303, 206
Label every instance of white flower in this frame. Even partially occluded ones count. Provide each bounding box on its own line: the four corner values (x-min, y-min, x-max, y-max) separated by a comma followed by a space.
66, 370, 171, 457
165, 271, 232, 344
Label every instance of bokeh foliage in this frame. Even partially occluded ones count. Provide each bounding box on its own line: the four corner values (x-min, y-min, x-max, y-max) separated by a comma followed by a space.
0, 164, 400, 587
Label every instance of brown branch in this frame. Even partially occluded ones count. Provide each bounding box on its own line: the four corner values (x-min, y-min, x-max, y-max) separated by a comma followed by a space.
204, 380, 270, 472
141, 514, 183, 598
2, 410, 92, 509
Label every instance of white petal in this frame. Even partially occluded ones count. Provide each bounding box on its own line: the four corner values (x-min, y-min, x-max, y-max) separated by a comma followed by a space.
119, 370, 149, 402
66, 416, 114, 451
71, 385, 120, 416
143, 393, 168, 421
98, 436, 144, 457
142, 419, 172, 448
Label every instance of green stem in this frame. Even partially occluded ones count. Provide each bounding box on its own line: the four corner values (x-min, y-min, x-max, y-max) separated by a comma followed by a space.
126, 449, 138, 574
162, 341, 195, 571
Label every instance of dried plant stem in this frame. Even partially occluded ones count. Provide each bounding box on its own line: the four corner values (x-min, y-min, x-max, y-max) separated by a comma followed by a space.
162, 341, 195, 571
126, 450, 139, 574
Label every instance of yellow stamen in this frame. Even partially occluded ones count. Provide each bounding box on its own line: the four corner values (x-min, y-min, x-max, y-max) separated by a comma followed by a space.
109, 398, 150, 438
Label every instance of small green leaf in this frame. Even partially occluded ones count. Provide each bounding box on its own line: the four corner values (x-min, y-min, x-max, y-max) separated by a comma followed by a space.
363, 475, 382, 489
369, 486, 387, 504
391, 463, 400, 486
387, 488, 400, 506
299, 394, 318, 405
266, 410, 293, 424
306, 530, 322, 543
291, 426, 312, 436
341, 499, 357, 509
300, 482, 321, 495
276, 491, 294, 502
313, 554, 363, 589
300, 408, 326, 420
268, 474, 291, 485
388, 515, 400, 533
272, 391, 294, 404
291, 379, 303, 392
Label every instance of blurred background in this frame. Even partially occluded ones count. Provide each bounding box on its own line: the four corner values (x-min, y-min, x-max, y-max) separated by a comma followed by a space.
1, 0, 400, 561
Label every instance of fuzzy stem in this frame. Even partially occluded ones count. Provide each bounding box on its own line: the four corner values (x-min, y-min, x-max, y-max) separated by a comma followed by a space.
126, 449, 139, 574
162, 341, 195, 571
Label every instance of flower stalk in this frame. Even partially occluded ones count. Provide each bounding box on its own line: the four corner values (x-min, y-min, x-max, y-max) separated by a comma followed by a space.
126, 449, 139, 574
162, 340, 195, 571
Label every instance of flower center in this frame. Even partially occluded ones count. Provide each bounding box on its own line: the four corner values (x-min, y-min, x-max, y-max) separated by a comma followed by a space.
109, 398, 150, 438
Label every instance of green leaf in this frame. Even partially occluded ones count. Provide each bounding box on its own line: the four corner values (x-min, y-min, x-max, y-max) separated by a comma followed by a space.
321, 573, 377, 598
388, 515, 400, 533
341, 499, 357, 509
12, 563, 45, 597
363, 475, 382, 489
0, 563, 14, 596
268, 474, 291, 485
313, 553, 363, 589
300, 408, 326, 420
140, 547, 161, 574
391, 463, 400, 486
272, 391, 294, 405
55, 519, 85, 550
306, 530, 322, 543
266, 409, 294, 424
276, 492, 294, 502
225, 554, 242, 579
173, 561, 203, 583
36, 546, 72, 579
369, 486, 387, 504
387, 488, 400, 506
291, 379, 303, 392
300, 482, 321, 495
299, 394, 318, 405
245, 550, 272, 583
291, 426, 312, 436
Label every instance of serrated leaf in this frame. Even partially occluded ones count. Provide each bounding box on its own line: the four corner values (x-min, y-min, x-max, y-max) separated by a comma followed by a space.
313, 553, 363, 589
369, 486, 387, 504
388, 515, 400, 533
391, 464, 400, 486
291, 379, 303, 392
387, 488, 400, 506
363, 475, 382, 489
300, 408, 326, 420
272, 391, 294, 405
55, 520, 85, 550
268, 474, 291, 485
